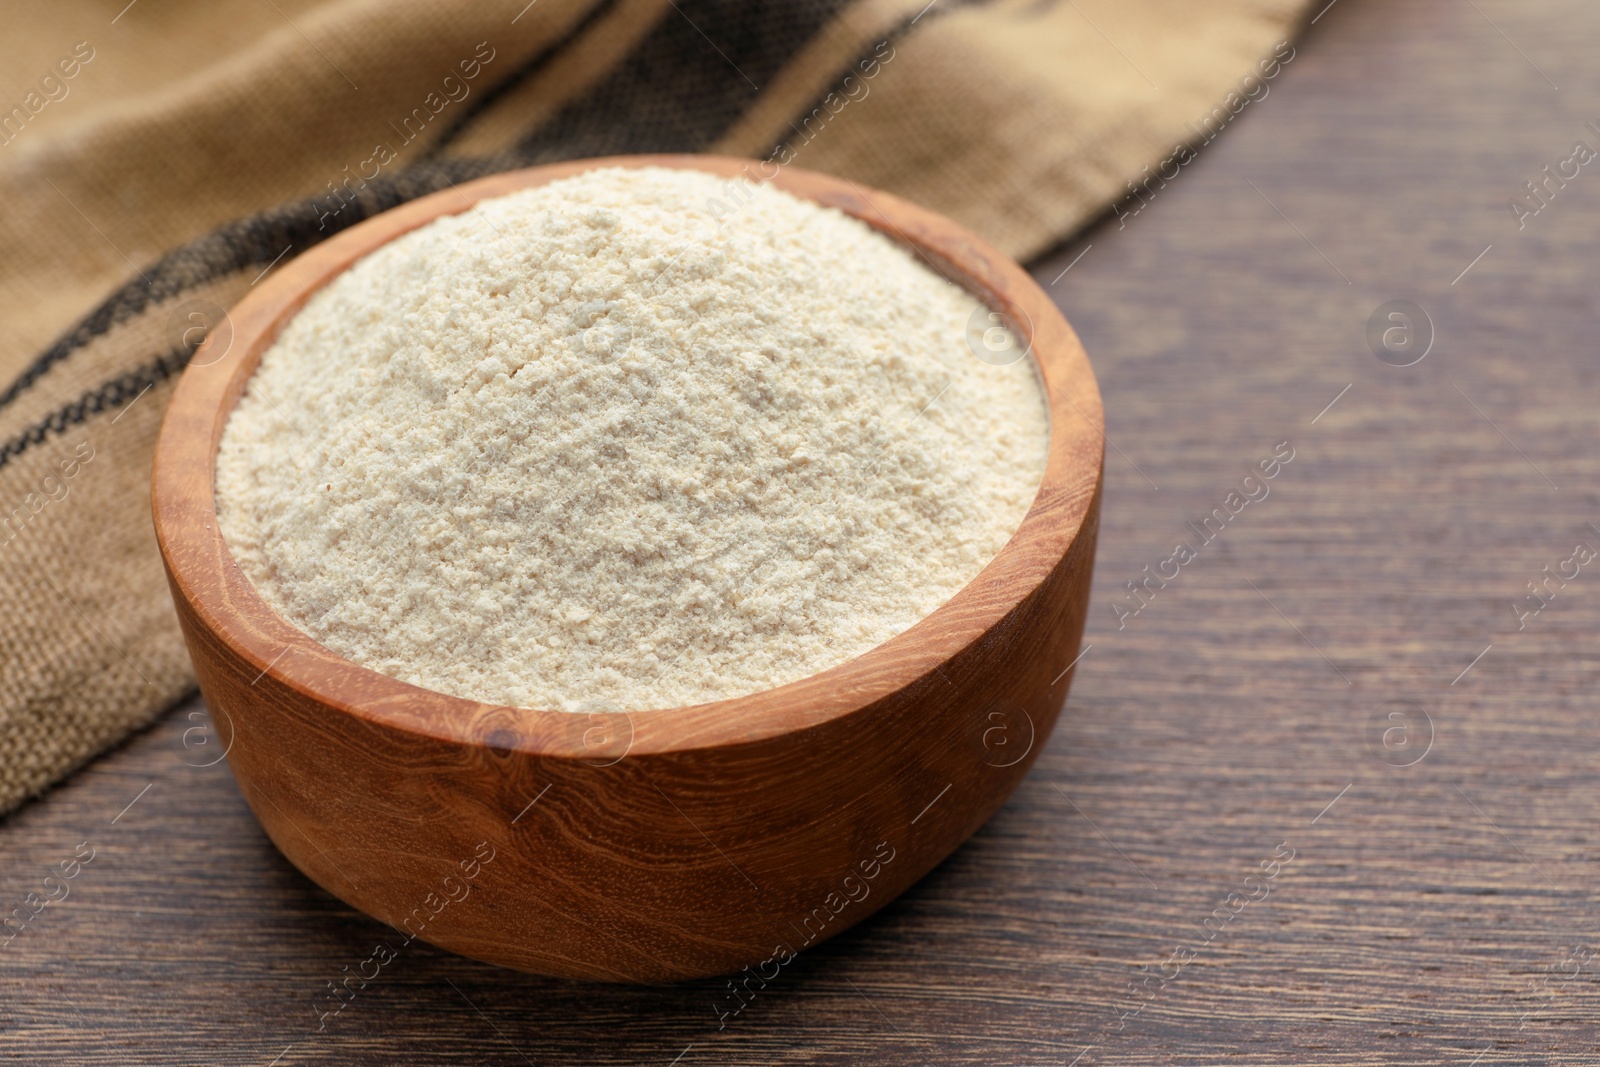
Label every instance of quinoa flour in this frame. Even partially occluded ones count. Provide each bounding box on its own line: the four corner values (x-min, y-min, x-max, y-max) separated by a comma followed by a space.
214, 166, 1049, 711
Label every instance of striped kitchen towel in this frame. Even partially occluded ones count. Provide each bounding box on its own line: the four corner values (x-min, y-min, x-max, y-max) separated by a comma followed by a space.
0, 0, 1309, 813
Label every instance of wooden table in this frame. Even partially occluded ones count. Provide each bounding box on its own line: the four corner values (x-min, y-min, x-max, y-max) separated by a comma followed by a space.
5, 0, 1599, 1062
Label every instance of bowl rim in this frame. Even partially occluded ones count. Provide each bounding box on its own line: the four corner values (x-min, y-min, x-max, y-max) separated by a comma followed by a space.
151, 154, 1104, 759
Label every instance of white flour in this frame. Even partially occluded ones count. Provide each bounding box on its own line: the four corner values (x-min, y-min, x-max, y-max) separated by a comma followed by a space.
215, 166, 1048, 711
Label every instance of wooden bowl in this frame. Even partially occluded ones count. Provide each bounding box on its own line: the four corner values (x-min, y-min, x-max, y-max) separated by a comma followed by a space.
150, 155, 1104, 983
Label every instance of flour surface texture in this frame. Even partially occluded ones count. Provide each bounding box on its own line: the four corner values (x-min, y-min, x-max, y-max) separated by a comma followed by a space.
215, 167, 1049, 711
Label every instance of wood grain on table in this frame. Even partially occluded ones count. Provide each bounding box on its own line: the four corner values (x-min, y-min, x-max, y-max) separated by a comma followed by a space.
4, 0, 1599, 1062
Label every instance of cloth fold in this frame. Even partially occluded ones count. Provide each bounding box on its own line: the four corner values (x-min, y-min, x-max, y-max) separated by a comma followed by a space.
0, 0, 1309, 814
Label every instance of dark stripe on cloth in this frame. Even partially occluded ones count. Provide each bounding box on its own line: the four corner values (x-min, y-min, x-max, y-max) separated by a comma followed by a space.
423, 0, 628, 158
513, 0, 855, 162
0, 350, 189, 475
768, 0, 990, 160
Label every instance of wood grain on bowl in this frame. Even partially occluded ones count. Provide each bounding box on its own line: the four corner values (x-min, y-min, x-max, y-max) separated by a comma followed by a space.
149, 155, 1104, 983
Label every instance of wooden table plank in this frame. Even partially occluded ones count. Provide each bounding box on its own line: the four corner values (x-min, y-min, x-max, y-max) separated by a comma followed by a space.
4, 0, 1600, 1062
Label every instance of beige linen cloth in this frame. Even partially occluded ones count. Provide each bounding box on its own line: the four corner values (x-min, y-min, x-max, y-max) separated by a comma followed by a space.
0, 0, 1309, 814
